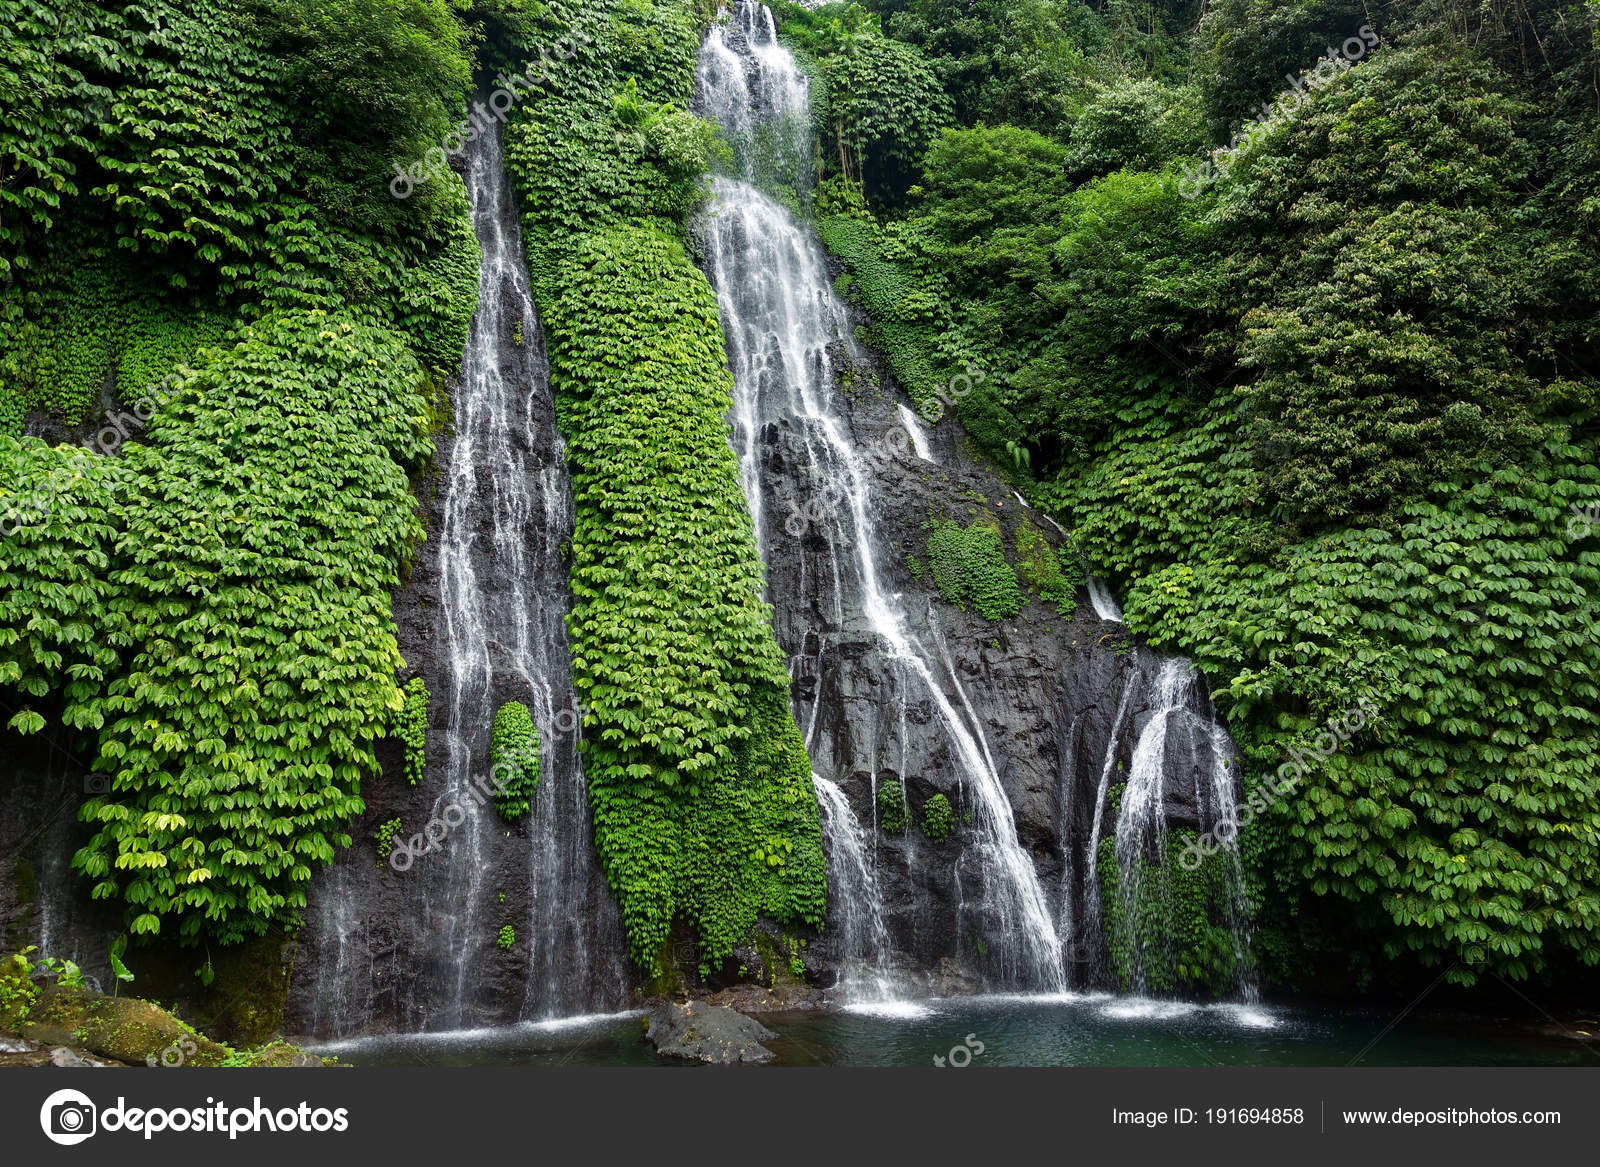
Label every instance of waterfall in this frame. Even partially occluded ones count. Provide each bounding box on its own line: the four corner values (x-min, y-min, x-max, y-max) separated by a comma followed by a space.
898, 404, 936, 463
1112, 659, 1188, 993
298, 123, 624, 1035
695, 2, 1066, 993
1103, 651, 1256, 997
1086, 577, 1123, 623
812, 775, 897, 1003
430, 123, 624, 1025
1071, 670, 1138, 980
1207, 719, 1261, 1003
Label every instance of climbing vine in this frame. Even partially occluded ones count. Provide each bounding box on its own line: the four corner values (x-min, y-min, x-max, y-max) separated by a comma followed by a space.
877, 780, 907, 834
392, 677, 429, 787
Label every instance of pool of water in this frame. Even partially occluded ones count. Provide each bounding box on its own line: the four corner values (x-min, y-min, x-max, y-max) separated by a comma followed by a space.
312, 994, 1597, 1068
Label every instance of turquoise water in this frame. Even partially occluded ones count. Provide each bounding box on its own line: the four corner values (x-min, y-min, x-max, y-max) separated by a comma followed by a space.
315, 993, 1596, 1068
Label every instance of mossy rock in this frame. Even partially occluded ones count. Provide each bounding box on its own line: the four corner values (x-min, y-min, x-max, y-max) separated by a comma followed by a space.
123, 931, 294, 1047
25, 985, 232, 1067
226, 1040, 331, 1068
5, 859, 37, 953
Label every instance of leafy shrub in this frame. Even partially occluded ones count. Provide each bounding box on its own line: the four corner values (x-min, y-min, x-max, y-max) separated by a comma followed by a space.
496, 924, 516, 950
393, 677, 429, 786
926, 517, 1022, 621
920, 792, 954, 843
1063, 78, 1204, 180
490, 701, 540, 821
877, 780, 906, 834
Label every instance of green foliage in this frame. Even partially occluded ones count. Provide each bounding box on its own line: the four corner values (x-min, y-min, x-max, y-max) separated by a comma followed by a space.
249, 0, 474, 243
877, 779, 907, 834
925, 517, 1022, 621
858, 0, 1195, 131
501, 0, 712, 296
497, 924, 516, 950
69, 310, 431, 945
35, 954, 86, 989
107, 935, 134, 994
0, 0, 292, 284
920, 792, 954, 843
0, 0, 483, 404
490, 700, 540, 820
0, 0, 487, 955
374, 818, 403, 859
826, 0, 1600, 987
1015, 522, 1080, 613
393, 677, 429, 786
503, 0, 825, 971
0, 437, 125, 735
1063, 77, 1204, 180
815, 204, 975, 421
0, 948, 41, 1030
0, 249, 234, 427
1192, 0, 1371, 137
772, 2, 953, 201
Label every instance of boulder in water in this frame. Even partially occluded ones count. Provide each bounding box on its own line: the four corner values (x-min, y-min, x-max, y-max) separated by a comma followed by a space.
643, 999, 778, 1064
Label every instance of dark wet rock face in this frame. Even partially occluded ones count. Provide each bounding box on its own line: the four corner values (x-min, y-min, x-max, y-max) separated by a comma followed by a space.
644, 999, 777, 1065
0, 736, 121, 990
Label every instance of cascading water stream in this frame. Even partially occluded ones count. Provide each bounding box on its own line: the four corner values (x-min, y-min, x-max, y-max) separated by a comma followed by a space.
1086, 577, 1124, 623
430, 124, 624, 1026
898, 404, 936, 463
1070, 670, 1138, 977
1112, 660, 1188, 993
695, 2, 1066, 995
300, 124, 623, 1036
812, 775, 897, 1002
1107, 651, 1257, 998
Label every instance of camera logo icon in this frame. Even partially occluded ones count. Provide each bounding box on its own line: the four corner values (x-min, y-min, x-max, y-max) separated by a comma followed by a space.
40, 1088, 97, 1145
